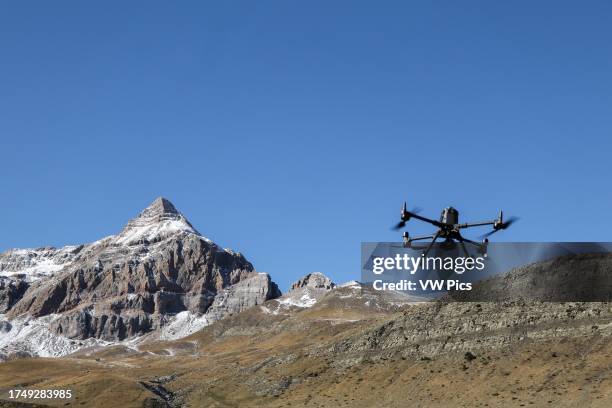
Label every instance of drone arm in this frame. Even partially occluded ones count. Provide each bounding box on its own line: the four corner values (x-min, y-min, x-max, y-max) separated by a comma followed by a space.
409, 213, 443, 227
422, 232, 440, 258
409, 234, 436, 242
457, 220, 495, 229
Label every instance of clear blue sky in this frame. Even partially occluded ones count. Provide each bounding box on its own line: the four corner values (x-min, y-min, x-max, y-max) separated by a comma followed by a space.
1, 1, 611, 290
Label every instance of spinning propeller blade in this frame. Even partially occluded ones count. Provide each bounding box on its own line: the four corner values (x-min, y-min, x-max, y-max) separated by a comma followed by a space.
392, 220, 406, 231
480, 216, 519, 238
391, 205, 422, 230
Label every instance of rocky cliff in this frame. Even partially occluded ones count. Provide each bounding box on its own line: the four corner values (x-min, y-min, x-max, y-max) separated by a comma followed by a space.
0, 197, 281, 357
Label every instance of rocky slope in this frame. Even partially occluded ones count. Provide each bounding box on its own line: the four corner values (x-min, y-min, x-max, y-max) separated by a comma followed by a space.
450, 252, 612, 302
0, 198, 280, 359
0, 265, 609, 407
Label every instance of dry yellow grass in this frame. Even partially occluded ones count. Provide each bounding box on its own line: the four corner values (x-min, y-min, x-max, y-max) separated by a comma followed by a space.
0, 300, 610, 407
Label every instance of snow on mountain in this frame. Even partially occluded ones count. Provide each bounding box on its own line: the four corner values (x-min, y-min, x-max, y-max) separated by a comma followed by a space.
114, 218, 196, 246
114, 197, 209, 246
276, 290, 318, 308
0, 314, 108, 359
0, 198, 217, 284
338, 280, 361, 289
0, 246, 80, 282
157, 311, 211, 341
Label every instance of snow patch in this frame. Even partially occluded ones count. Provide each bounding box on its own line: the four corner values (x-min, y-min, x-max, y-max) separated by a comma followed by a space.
0, 314, 110, 359
115, 219, 197, 245
0, 259, 65, 281
278, 292, 317, 308
0, 247, 77, 282
339, 280, 361, 289
157, 311, 211, 341
0, 310, 213, 359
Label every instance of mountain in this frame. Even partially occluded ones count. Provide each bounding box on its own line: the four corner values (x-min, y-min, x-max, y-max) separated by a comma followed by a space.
0, 197, 281, 359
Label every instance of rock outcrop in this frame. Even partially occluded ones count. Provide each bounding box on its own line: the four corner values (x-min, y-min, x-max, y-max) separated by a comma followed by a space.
0, 277, 28, 313
290, 272, 335, 291
268, 272, 336, 310
205, 273, 281, 322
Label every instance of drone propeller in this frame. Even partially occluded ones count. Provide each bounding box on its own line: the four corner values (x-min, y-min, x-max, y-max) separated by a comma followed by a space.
392, 220, 407, 231
391, 204, 423, 231
480, 216, 519, 238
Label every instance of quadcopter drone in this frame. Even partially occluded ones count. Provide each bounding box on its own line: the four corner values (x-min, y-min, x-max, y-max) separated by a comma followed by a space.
392, 202, 517, 257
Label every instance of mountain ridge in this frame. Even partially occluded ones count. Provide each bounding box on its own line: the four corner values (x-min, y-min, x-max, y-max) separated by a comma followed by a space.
0, 197, 281, 359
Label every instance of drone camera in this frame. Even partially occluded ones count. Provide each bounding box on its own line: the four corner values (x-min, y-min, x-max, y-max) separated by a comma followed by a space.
481, 238, 489, 257
402, 231, 411, 247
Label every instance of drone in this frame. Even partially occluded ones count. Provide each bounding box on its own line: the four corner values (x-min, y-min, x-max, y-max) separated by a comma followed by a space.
392, 202, 518, 258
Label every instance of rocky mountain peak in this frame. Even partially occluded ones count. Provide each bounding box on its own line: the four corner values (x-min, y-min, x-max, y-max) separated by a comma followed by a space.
0, 196, 284, 356
117, 198, 199, 244
290, 272, 335, 291
129, 197, 188, 226
139, 197, 180, 218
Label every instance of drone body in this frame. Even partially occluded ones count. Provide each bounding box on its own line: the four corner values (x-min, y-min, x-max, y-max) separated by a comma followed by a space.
393, 202, 517, 257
